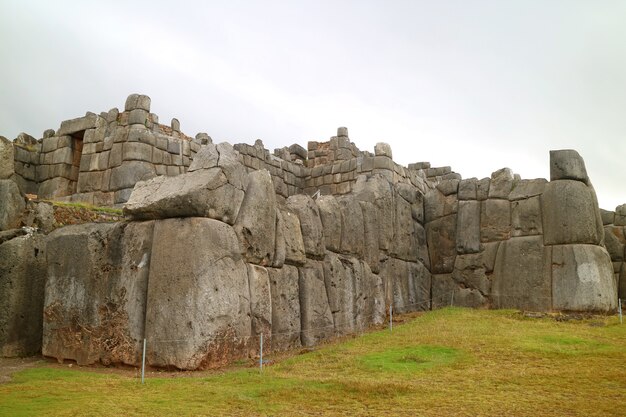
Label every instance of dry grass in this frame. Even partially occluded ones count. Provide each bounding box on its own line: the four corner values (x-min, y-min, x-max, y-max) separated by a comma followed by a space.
1, 308, 624, 416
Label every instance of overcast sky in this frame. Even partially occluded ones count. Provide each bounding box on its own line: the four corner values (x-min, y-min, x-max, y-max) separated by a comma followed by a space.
1, 1, 624, 209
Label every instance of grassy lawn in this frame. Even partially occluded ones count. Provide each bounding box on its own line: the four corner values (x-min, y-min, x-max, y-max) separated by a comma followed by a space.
1, 308, 624, 416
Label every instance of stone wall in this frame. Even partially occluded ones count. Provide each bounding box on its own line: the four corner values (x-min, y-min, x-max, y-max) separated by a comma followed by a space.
0, 93, 621, 369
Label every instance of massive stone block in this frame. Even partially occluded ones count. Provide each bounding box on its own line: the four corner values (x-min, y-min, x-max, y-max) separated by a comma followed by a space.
246, 264, 272, 349
359, 201, 380, 273
550, 149, 589, 183
456, 200, 481, 254
145, 218, 251, 369
0, 233, 47, 357
267, 266, 301, 351
391, 190, 418, 262
424, 189, 457, 223
280, 209, 306, 266
431, 274, 486, 309
323, 252, 356, 334
426, 214, 457, 274
615, 204, 626, 227
317, 195, 342, 252
352, 174, 395, 251
234, 170, 276, 265
542, 180, 602, 245
452, 253, 491, 296
489, 168, 515, 199
109, 161, 156, 192
481, 199, 511, 242
124, 168, 244, 224
0, 180, 25, 231
492, 236, 552, 311
57, 113, 97, 136
509, 179, 547, 200
603, 226, 625, 262
298, 260, 333, 347
511, 196, 543, 237
0, 136, 14, 179
379, 258, 431, 313
340, 197, 365, 257
552, 244, 617, 312
44, 221, 154, 366
286, 195, 325, 259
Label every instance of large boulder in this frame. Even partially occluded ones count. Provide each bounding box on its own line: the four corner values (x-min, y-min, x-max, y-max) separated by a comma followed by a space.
339, 197, 365, 257
542, 180, 602, 245
552, 244, 616, 312
359, 201, 380, 273
286, 195, 325, 259
390, 190, 418, 262
267, 266, 301, 351
124, 168, 244, 224
298, 260, 333, 346
379, 257, 431, 313
353, 175, 395, 251
511, 196, 542, 237
492, 236, 551, 311
144, 218, 251, 370
44, 221, 154, 366
0, 232, 47, 356
0, 180, 25, 231
234, 170, 276, 265
481, 199, 511, 242
323, 252, 356, 334
0, 136, 14, 179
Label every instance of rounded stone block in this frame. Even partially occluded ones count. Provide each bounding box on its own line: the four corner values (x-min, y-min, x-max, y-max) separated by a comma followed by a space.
550, 149, 588, 183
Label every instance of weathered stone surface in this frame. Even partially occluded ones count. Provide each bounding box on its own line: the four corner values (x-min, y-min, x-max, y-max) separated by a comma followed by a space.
456, 200, 481, 254
432, 274, 486, 309
124, 94, 151, 112
234, 170, 276, 265
298, 260, 333, 347
615, 204, 626, 226
267, 266, 301, 351
600, 209, 615, 225
542, 180, 602, 245
145, 218, 250, 369
489, 168, 515, 199
57, 113, 97, 136
188, 142, 248, 191
246, 265, 272, 347
317, 195, 342, 252
0, 233, 47, 356
552, 244, 616, 312
352, 175, 395, 251
511, 196, 542, 237
424, 189, 457, 223
550, 149, 589, 183
323, 252, 356, 334
426, 214, 457, 274
339, 198, 365, 257
391, 191, 418, 262
0, 136, 14, 179
124, 168, 244, 224
458, 178, 477, 200
619, 265, 626, 300
374, 142, 392, 158
604, 226, 625, 262
286, 195, 325, 259
436, 179, 459, 196
280, 209, 306, 266
383, 258, 431, 313
509, 179, 547, 200
44, 222, 154, 366
272, 211, 286, 268
109, 161, 156, 191
452, 253, 491, 295
481, 199, 511, 242
476, 178, 490, 200
0, 180, 25, 231
359, 201, 380, 273
492, 236, 551, 311
38, 177, 74, 199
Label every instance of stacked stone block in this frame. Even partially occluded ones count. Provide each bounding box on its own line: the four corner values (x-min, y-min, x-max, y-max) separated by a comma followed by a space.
601, 204, 626, 301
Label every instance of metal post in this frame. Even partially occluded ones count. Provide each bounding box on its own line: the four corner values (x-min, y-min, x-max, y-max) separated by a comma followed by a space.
389, 305, 393, 332
450, 290, 454, 307
141, 338, 146, 384
260, 333, 263, 371
619, 299, 623, 325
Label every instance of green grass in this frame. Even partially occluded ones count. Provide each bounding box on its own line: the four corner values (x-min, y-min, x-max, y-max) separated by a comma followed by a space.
48, 200, 123, 215
1, 308, 625, 416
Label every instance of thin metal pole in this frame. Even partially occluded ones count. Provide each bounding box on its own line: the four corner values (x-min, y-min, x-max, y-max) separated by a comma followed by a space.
450, 290, 454, 307
141, 338, 146, 384
619, 299, 623, 325
260, 333, 263, 371
389, 305, 393, 332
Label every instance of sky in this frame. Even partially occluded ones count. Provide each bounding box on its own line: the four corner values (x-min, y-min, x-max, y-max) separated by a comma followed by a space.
1, 0, 624, 209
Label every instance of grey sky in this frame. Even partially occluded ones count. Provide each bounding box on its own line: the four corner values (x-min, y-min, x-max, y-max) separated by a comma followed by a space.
1, 0, 624, 209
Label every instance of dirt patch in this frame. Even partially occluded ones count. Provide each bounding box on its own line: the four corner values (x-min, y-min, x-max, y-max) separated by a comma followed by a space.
0, 356, 43, 384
